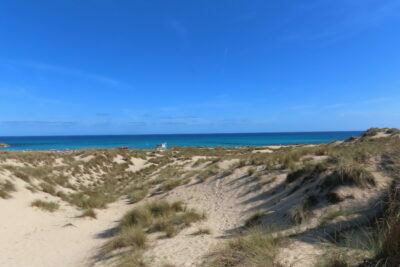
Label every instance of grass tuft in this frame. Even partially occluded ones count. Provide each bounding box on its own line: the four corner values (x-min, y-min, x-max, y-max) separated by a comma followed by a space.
31, 199, 59, 212
193, 227, 211, 235
208, 227, 282, 267
127, 186, 148, 203
321, 162, 375, 190
244, 211, 264, 228
0, 180, 16, 199
102, 226, 147, 254
79, 208, 97, 219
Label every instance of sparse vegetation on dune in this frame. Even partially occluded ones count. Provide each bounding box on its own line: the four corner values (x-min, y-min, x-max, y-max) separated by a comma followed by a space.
321, 162, 375, 190
126, 185, 149, 204
79, 208, 97, 219
1, 128, 400, 266
207, 227, 283, 267
101, 200, 205, 264
0, 179, 16, 199
31, 199, 59, 212
192, 227, 211, 235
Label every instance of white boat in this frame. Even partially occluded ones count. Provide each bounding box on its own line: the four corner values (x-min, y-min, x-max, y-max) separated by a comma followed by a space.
156, 142, 167, 150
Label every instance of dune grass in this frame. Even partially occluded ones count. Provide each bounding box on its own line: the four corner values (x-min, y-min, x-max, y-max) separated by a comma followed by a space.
207, 227, 283, 267
161, 178, 182, 191
31, 199, 59, 212
370, 184, 400, 266
126, 185, 149, 203
78, 208, 97, 219
102, 226, 147, 254
197, 165, 219, 182
321, 162, 375, 190
316, 254, 349, 267
244, 211, 264, 228
192, 227, 211, 235
102, 200, 205, 262
0, 180, 16, 199
120, 201, 204, 234
286, 162, 328, 183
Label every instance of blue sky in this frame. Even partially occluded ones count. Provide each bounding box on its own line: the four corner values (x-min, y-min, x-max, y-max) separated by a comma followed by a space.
1, 0, 400, 135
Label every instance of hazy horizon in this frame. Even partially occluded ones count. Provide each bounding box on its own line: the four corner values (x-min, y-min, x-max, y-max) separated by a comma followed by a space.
0, 129, 364, 138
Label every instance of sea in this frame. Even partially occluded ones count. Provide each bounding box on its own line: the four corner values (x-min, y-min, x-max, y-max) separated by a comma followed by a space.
0, 131, 362, 151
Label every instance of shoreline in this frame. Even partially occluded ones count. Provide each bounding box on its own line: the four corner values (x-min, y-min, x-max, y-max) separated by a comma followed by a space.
0, 131, 361, 152
0, 142, 330, 153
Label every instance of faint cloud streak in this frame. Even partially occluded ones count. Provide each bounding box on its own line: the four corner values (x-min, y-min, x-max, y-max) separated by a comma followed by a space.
4, 60, 119, 87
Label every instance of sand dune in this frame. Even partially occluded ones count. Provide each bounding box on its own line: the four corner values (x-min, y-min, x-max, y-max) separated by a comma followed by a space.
1, 128, 400, 266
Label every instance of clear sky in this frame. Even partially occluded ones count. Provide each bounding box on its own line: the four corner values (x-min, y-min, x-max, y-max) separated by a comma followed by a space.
1, 0, 400, 136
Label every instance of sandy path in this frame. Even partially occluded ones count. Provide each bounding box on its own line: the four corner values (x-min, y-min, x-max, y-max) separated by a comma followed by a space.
144, 168, 262, 266
0, 181, 132, 267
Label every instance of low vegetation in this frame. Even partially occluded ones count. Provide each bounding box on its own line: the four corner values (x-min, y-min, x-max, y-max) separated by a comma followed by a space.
1, 128, 400, 266
208, 227, 283, 267
126, 185, 149, 204
0, 180, 16, 199
31, 199, 59, 212
193, 227, 211, 235
321, 162, 375, 190
78, 208, 97, 219
101, 200, 205, 264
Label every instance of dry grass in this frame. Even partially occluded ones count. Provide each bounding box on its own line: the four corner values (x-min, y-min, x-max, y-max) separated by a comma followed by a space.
120, 200, 204, 234
244, 211, 264, 228
31, 199, 59, 212
192, 227, 211, 235
198, 166, 219, 182
39, 182, 56, 195
321, 162, 375, 190
78, 209, 97, 219
102, 226, 147, 254
126, 185, 149, 204
207, 227, 283, 267
316, 254, 349, 267
161, 178, 182, 191
371, 184, 400, 266
286, 162, 328, 183
361, 128, 381, 137
247, 167, 256, 177
288, 194, 318, 225
319, 207, 357, 226
116, 250, 147, 267
102, 200, 205, 262
0, 180, 16, 199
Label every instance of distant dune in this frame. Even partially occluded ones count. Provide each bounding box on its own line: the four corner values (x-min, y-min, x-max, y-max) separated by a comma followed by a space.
0, 143, 8, 148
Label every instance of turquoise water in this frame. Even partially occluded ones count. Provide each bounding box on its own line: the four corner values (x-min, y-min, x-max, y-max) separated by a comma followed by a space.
0, 132, 361, 151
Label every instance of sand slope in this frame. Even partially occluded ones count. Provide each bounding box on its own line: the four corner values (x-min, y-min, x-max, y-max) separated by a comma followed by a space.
0, 183, 132, 267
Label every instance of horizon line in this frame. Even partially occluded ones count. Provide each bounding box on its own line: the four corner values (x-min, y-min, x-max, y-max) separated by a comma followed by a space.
0, 130, 364, 138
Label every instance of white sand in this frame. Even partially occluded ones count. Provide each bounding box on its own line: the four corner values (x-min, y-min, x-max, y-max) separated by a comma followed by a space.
0, 179, 132, 267
0, 147, 394, 267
